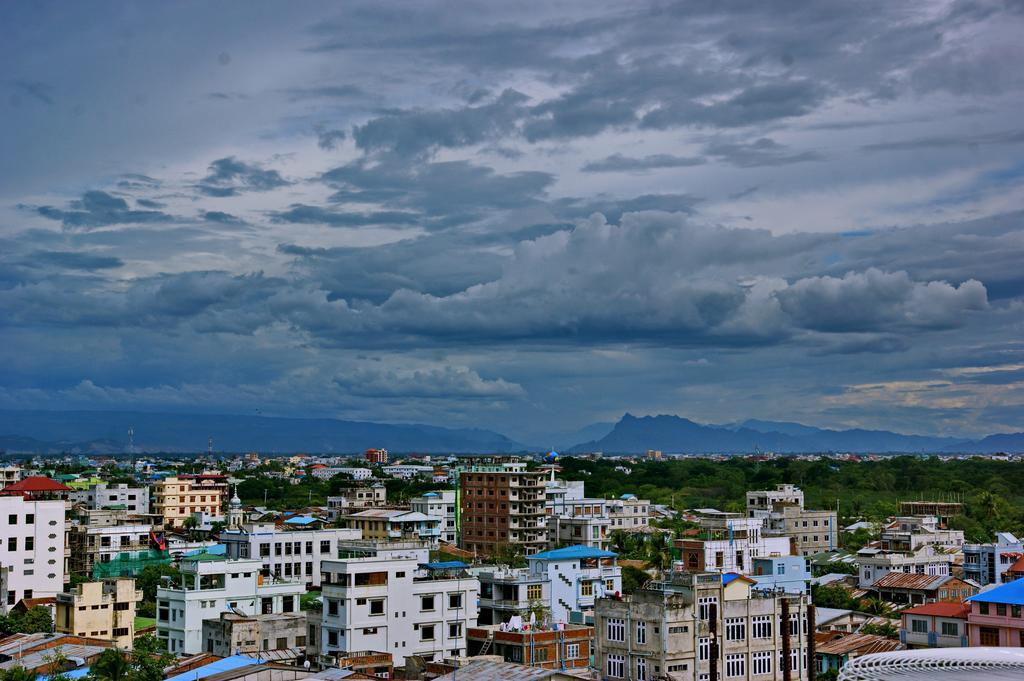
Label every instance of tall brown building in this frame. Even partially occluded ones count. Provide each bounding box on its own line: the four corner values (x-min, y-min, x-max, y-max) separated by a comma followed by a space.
460, 458, 546, 557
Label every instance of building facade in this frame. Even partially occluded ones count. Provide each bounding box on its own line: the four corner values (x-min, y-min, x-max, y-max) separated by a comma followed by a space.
201, 611, 308, 655
965, 578, 1024, 646
55, 578, 141, 648
962, 532, 1024, 587
0, 495, 66, 612
675, 511, 792, 575
156, 555, 305, 654
595, 571, 811, 681
466, 623, 593, 670
460, 459, 546, 557
319, 542, 479, 666
153, 477, 225, 528
856, 544, 956, 589
899, 602, 969, 648
70, 484, 150, 514
747, 485, 838, 557
220, 523, 361, 587
337, 509, 441, 547
410, 491, 458, 544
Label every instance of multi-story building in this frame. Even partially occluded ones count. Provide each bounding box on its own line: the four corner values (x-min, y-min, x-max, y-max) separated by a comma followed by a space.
546, 513, 611, 550
410, 491, 458, 544
476, 546, 621, 626
878, 516, 964, 553
309, 467, 373, 481
382, 465, 434, 480
963, 532, 1024, 586
67, 511, 162, 578
460, 458, 546, 557
869, 573, 977, 606
608, 494, 651, 530
675, 510, 792, 574
0, 494, 66, 612
337, 509, 441, 547
966, 578, 1024, 646
326, 484, 388, 520
899, 500, 962, 529
153, 476, 225, 528
747, 485, 837, 557
156, 554, 305, 654
319, 541, 479, 666
750, 556, 811, 595
55, 578, 142, 647
365, 449, 388, 464
220, 523, 361, 587
201, 611, 308, 655
595, 571, 812, 681
857, 544, 958, 589
70, 484, 150, 514
0, 465, 22, 488
899, 602, 969, 648
466, 623, 594, 670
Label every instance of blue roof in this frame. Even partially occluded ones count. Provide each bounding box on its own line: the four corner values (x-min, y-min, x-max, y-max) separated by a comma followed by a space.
722, 573, 755, 585
39, 667, 91, 681
529, 545, 617, 561
183, 543, 226, 557
967, 578, 1024, 605
422, 561, 468, 569
619, 494, 637, 500
165, 656, 264, 681
423, 492, 439, 497
284, 515, 319, 525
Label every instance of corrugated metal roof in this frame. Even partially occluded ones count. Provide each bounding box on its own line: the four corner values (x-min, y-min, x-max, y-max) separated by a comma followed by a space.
872, 572, 949, 590
164, 655, 265, 681
431, 660, 570, 681
901, 602, 970, 618
816, 633, 902, 656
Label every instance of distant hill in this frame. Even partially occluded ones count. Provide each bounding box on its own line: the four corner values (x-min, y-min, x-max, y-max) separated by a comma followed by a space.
0, 409, 526, 454
568, 413, 1013, 454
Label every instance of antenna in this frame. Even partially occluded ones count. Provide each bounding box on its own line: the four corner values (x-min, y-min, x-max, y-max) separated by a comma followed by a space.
128, 427, 135, 472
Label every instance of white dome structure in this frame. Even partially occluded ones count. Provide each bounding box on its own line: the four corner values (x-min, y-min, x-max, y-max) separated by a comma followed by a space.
838, 647, 1024, 680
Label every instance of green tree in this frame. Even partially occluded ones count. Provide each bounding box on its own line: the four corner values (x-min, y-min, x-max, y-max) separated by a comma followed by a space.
90, 649, 131, 681
135, 564, 181, 604
860, 621, 898, 638
621, 565, 650, 594
860, 596, 892, 616
811, 583, 857, 610
0, 667, 39, 681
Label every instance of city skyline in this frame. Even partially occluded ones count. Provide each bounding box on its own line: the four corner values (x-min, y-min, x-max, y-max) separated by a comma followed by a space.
2, 1, 1023, 444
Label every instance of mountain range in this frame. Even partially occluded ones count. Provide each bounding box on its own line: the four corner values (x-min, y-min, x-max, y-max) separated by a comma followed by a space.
567, 413, 1024, 454
0, 409, 1021, 455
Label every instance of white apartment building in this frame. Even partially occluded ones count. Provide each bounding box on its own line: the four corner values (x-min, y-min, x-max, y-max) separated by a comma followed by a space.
320, 542, 479, 666
220, 523, 361, 587
857, 544, 956, 589
608, 494, 651, 529
326, 484, 387, 520
0, 495, 65, 612
0, 466, 22, 488
675, 510, 792, 575
70, 484, 150, 514
747, 484, 838, 557
310, 467, 373, 481
381, 465, 434, 480
156, 554, 305, 654
410, 490, 458, 544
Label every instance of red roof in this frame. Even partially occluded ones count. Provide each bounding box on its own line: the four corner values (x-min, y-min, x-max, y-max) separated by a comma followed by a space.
901, 602, 970, 619
3, 476, 72, 492
1007, 555, 1024, 573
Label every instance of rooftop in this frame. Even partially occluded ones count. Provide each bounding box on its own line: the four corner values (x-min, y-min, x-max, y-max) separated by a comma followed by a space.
872, 572, 951, 590
528, 545, 617, 561
816, 632, 902, 656
2, 476, 73, 493
967, 578, 1024, 605
901, 602, 970, 619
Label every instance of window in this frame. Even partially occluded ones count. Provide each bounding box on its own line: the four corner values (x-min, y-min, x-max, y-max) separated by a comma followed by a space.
527, 584, 542, 600
369, 599, 384, 615
698, 637, 710, 661
7, 538, 15, 551
581, 581, 593, 597
752, 615, 772, 639
636, 657, 647, 681
725, 617, 745, 641
25, 537, 33, 551
449, 593, 462, 609
7, 515, 15, 524
911, 618, 928, 634
607, 618, 625, 642
636, 620, 647, 645
320, 540, 331, 553
726, 653, 745, 678
328, 599, 338, 616
449, 622, 462, 638
606, 654, 625, 678
941, 621, 959, 636
566, 643, 580, 659
26, 514, 34, 523
698, 596, 718, 620
997, 604, 1007, 616
606, 579, 615, 591
752, 650, 772, 675
420, 624, 435, 641
980, 603, 989, 615
980, 627, 999, 645
421, 595, 435, 611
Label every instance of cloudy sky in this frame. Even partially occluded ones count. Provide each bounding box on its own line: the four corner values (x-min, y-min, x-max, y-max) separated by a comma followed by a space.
2, 0, 1023, 444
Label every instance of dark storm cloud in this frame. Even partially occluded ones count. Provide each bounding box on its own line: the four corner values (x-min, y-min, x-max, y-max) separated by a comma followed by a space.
30, 190, 174, 230
31, 250, 123, 270
702, 137, 824, 167
352, 89, 529, 157
315, 127, 347, 150
201, 211, 245, 224
581, 153, 706, 173
862, 128, 1024, 152
270, 204, 420, 227
195, 157, 290, 197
